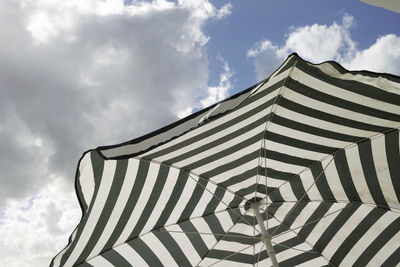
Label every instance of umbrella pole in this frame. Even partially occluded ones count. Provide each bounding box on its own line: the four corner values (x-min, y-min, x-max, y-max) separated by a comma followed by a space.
251, 203, 279, 267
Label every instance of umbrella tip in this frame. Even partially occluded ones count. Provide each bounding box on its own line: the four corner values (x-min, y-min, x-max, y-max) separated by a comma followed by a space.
288, 52, 300, 59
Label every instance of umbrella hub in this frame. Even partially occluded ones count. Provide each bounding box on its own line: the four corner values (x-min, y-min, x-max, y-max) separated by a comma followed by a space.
249, 201, 262, 210
244, 196, 264, 210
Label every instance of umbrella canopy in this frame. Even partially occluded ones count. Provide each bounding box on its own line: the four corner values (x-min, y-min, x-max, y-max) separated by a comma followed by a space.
52, 53, 400, 267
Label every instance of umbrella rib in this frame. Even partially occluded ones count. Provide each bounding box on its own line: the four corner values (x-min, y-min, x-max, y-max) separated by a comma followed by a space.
254, 59, 298, 200
205, 244, 255, 267
267, 212, 334, 266
160, 205, 246, 228
194, 209, 252, 266
270, 155, 336, 236
256, 242, 265, 267
264, 199, 400, 243
157, 229, 261, 240
267, 127, 400, 198
136, 156, 249, 203
271, 241, 319, 254
270, 204, 349, 239
270, 199, 400, 213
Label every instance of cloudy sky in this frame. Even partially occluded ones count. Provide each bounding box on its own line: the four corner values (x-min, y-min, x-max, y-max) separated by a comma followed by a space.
0, 0, 399, 266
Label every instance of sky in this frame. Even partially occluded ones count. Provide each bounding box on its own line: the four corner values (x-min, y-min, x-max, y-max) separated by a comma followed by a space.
0, 0, 399, 266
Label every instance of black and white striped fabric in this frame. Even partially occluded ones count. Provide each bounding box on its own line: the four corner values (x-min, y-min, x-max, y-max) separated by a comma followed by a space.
52, 53, 400, 266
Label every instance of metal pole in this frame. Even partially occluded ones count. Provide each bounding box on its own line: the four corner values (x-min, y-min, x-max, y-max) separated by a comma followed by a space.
250, 203, 279, 267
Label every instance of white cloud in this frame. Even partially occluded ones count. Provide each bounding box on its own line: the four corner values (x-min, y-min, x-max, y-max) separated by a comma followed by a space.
247, 14, 400, 80
177, 59, 234, 118
345, 34, 400, 74
200, 61, 233, 108
0, 109, 53, 202
0, 0, 232, 265
216, 3, 232, 19
0, 177, 80, 267
0, 0, 231, 202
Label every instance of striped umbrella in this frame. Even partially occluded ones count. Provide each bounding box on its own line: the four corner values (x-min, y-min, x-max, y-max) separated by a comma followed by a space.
52, 53, 400, 266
